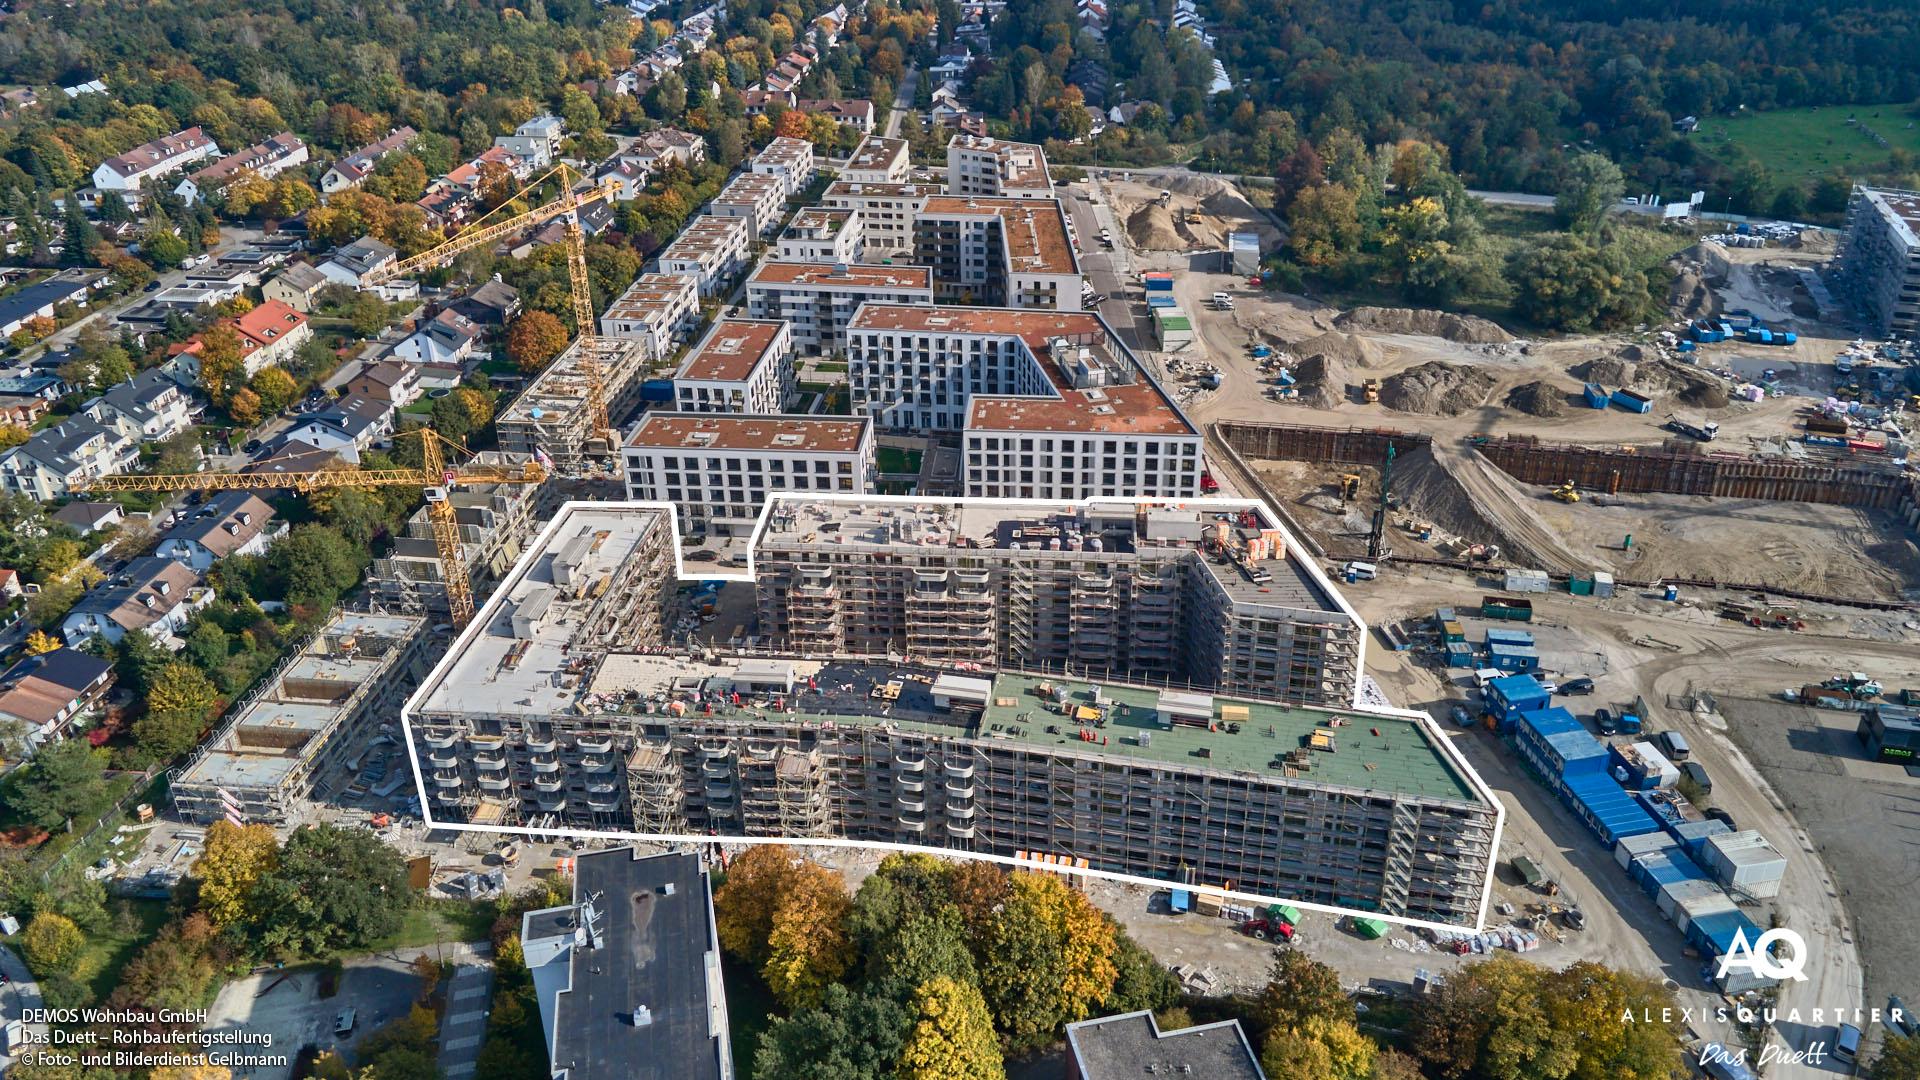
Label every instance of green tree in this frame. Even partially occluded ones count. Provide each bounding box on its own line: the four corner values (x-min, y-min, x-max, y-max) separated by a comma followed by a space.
755, 983, 914, 1080
193, 821, 281, 929
1287, 183, 1362, 269
6, 740, 107, 829
144, 229, 190, 270
1868, 1033, 1920, 1080
252, 824, 408, 955
135, 663, 219, 760
978, 872, 1118, 1048
1101, 930, 1181, 1015
1507, 233, 1651, 332
1412, 954, 1680, 1080
1252, 946, 1353, 1032
897, 976, 1006, 1080
1554, 152, 1626, 233
20, 912, 84, 975
248, 366, 299, 416
265, 524, 365, 612
1810, 170, 1853, 216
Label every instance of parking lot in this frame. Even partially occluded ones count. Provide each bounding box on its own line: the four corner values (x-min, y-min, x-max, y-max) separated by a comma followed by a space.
204, 952, 428, 1078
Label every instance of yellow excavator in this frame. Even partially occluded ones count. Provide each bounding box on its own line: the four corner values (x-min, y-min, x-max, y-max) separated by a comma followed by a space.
1337, 474, 1362, 502
1551, 481, 1581, 503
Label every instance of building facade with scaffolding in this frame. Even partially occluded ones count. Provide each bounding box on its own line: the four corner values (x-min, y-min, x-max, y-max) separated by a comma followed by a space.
365, 452, 549, 618
406, 500, 1500, 928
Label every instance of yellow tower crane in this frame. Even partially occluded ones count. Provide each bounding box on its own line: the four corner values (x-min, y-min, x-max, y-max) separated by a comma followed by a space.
78, 429, 545, 627
361, 165, 625, 450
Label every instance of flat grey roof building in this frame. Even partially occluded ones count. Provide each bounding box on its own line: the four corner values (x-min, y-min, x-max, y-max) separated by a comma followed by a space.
1066, 1011, 1265, 1080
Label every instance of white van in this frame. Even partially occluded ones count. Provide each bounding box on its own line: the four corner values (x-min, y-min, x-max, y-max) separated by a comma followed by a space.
1343, 561, 1377, 580
1211, 292, 1234, 309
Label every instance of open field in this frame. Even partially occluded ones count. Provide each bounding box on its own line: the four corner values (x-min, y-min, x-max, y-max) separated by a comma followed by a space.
1693, 104, 1920, 184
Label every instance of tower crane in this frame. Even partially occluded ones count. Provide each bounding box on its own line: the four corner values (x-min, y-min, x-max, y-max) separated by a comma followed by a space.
361, 165, 625, 451
77, 429, 546, 627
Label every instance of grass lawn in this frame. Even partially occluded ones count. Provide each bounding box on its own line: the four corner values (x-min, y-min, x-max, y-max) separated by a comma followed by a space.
875, 446, 923, 475
810, 360, 848, 373
71, 898, 171, 1003
354, 901, 496, 955
1693, 103, 1920, 183
723, 962, 779, 1079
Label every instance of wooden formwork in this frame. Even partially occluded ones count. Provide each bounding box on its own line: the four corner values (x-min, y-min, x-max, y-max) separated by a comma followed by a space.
1474, 438, 1909, 509
1214, 421, 1431, 465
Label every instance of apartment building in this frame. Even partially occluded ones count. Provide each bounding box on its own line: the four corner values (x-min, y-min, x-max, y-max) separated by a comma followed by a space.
494, 114, 566, 168
1838, 186, 1920, 338
822, 180, 936, 255
946, 134, 1054, 199
92, 127, 221, 191
405, 500, 1495, 927
751, 136, 816, 197
367, 453, 547, 617
710, 171, 789, 238
621, 414, 874, 536
914, 195, 1082, 310
842, 134, 912, 184
232, 298, 313, 374
844, 304, 1203, 499
180, 132, 308, 201
496, 337, 652, 469
775, 208, 862, 264
0, 417, 136, 500
657, 215, 751, 296
672, 318, 795, 413
171, 613, 427, 825
321, 127, 419, 194
598, 272, 701, 360
86, 370, 193, 443
744, 262, 933, 353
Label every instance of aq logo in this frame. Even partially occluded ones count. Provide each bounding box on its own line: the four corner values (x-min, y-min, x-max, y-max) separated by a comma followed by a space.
1716, 926, 1809, 983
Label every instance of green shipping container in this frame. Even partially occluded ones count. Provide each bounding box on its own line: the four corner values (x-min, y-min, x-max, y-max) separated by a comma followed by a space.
1569, 577, 1594, 596
1353, 917, 1391, 939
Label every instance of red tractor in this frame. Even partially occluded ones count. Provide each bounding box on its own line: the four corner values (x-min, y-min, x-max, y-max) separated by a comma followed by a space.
1241, 917, 1295, 942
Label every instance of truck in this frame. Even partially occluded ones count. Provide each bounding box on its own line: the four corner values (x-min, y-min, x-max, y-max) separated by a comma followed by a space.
1481, 596, 1534, 622
1611, 388, 1653, 413
1362, 378, 1380, 403
1665, 413, 1719, 441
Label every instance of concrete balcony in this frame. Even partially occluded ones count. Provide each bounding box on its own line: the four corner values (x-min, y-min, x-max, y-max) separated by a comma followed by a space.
431, 771, 462, 789
577, 735, 613, 755
529, 757, 560, 774
424, 732, 458, 751
945, 822, 976, 839
526, 737, 557, 754
476, 775, 511, 792
533, 776, 564, 793
427, 749, 458, 768
473, 754, 506, 771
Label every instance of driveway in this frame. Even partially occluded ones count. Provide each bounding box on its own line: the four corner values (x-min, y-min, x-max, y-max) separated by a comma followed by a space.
0, 944, 48, 1071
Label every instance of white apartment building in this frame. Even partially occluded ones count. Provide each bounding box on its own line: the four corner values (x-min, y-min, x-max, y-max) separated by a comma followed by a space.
710, 171, 788, 237
751, 136, 816, 197
657, 215, 751, 296
842, 134, 912, 184
822, 181, 936, 255
598, 272, 701, 360
621, 414, 874, 536
776, 208, 862, 263
92, 127, 221, 191
495, 115, 566, 168
1838, 186, 1920, 338
745, 262, 934, 354
672, 318, 794, 413
915, 196, 1083, 310
946, 134, 1054, 199
845, 304, 1204, 500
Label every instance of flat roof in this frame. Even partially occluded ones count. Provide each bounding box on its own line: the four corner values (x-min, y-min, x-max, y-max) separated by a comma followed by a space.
919, 195, 1077, 275
783, 208, 853, 237
823, 180, 939, 200
675, 319, 787, 382
948, 134, 1052, 191
845, 134, 909, 172
754, 136, 813, 166
1066, 1013, 1263, 1080
748, 261, 932, 290
624, 413, 869, 453
715, 171, 784, 203
847, 304, 1195, 437
546, 849, 726, 1080
1861, 186, 1920, 246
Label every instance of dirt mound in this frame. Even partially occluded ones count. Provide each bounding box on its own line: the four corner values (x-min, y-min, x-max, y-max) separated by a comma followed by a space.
1125, 204, 1185, 251
1630, 358, 1731, 409
1293, 352, 1350, 410
1505, 381, 1569, 418
1792, 229, 1838, 255
1379, 361, 1498, 416
1333, 306, 1515, 344
1569, 355, 1635, 386
1292, 331, 1387, 368
1667, 244, 1726, 321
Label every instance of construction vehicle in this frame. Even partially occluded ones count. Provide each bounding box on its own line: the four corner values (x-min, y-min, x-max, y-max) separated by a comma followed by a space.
1822, 672, 1883, 699
80, 428, 545, 627
361, 165, 625, 454
1184, 209, 1204, 225
1337, 474, 1362, 502
1240, 916, 1295, 941
1665, 413, 1720, 441
1551, 481, 1580, 503
1361, 379, 1380, 404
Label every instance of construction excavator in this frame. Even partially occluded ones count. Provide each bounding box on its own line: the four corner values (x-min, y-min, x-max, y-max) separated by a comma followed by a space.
1337, 474, 1361, 502
80, 428, 544, 627
1550, 481, 1581, 503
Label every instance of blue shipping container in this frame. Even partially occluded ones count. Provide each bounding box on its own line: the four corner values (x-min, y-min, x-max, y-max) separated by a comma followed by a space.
1583, 383, 1610, 408
1612, 388, 1654, 413
1564, 771, 1665, 846
1544, 729, 1608, 778
1487, 675, 1550, 721
1485, 628, 1535, 647
1670, 818, 1733, 859
1169, 890, 1191, 914
1635, 850, 1710, 899
1488, 642, 1540, 672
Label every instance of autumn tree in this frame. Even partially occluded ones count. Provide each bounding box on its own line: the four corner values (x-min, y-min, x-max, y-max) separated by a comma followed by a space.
506, 310, 568, 372
1287, 183, 1362, 269
1262, 1014, 1376, 1080
763, 861, 855, 1009
21, 913, 84, 975
896, 976, 1006, 1080
248, 367, 298, 416
194, 821, 281, 928
1869, 1034, 1920, 1080
23, 630, 59, 656
978, 871, 1118, 1048
195, 324, 249, 406
1251, 947, 1353, 1035
714, 844, 798, 967
135, 663, 220, 760
225, 387, 263, 426
1508, 233, 1651, 332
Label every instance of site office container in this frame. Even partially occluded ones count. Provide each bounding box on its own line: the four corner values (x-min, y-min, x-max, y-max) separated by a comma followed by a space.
1701, 830, 1787, 899
1485, 627, 1535, 648
1614, 830, 1680, 872
1658, 876, 1725, 923
1631, 848, 1710, 899
1563, 770, 1665, 846
1673, 888, 1739, 937
1669, 818, 1733, 860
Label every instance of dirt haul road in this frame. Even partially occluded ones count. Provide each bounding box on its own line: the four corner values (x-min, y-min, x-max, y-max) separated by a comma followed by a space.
1356, 573, 1894, 1076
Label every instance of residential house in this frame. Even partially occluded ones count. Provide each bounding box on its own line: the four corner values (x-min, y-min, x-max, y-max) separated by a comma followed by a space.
316, 236, 400, 290
280, 395, 393, 461
0, 418, 136, 500
177, 132, 308, 203
625, 128, 706, 171
0, 273, 95, 338
51, 501, 123, 535
154, 492, 282, 571
0, 569, 19, 600
592, 155, 651, 201
494, 115, 566, 168
742, 89, 796, 115
231, 299, 313, 374
0, 396, 50, 425
393, 309, 483, 366
795, 98, 875, 131
0, 88, 39, 118
0, 373, 76, 401
0, 649, 115, 751
320, 127, 419, 194
86, 370, 194, 442
60, 556, 205, 646
246, 437, 344, 477
263, 262, 330, 312
446, 279, 521, 326
91, 127, 221, 192
344, 360, 423, 407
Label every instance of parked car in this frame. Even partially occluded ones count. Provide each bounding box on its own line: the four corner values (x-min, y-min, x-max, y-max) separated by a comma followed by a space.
144, 280, 163, 292
1594, 708, 1617, 736
1680, 761, 1712, 794
1559, 677, 1595, 696
334, 1008, 357, 1037
1705, 806, 1737, 830
1657, 730, 1691, 761
242, 438, 263, 454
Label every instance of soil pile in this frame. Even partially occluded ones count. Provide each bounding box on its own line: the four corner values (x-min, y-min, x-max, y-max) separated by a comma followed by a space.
1632, 358, 1731, 409
1667, 245, 1726, 321
1292, 330, 1388, 368
1379, 361, 1498, 416
1792, 229, 1839, 255
1570, 355, 1636, 386
1334, 306, 1515, 344
1293, 352, 1350, 410
1505, 381, 1569, 418
1125, 204, 1184, 251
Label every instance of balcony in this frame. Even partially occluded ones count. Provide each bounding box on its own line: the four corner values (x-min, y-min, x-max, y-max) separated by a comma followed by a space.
473, 754, 506, 771
586, 779, 620, 795
424, 732, 458, 751
897, 796, 926, 812
943, 761, 975, 780
428, 749, 458, 768
896, 776, 925, 794
577, 736, 613, 755
533, 776, 564, 793
431, 788, 462, 804
526, 737, 557, 754
945, 822, 976, 839
898, 815, 927, 833
894, 753, 925, 771
477, 775, 511, 792
585, 792, 621, 811
945, 802, 976, 819
535, 795, 567, 813
944, 781, 975, 797
432, 771, 462, 789
529, 757, 560, 774
582, 755, 615, 773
